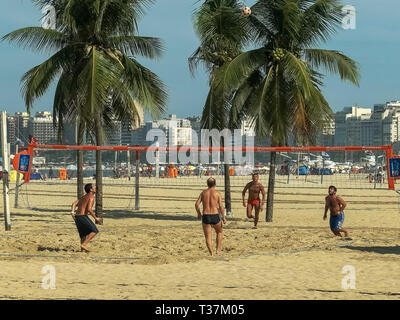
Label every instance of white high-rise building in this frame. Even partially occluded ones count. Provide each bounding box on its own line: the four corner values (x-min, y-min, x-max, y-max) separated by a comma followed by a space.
334, 102, 400, 146
31, 111, 59, 144
131, 114, 193, 147
240, 118, 255, 137
334, 106, 372, 146
15, 112, 31, 145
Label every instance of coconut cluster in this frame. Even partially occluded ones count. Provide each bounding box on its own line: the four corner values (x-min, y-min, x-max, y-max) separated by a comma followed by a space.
272, 48, 285, 61
218, 50, 233, 62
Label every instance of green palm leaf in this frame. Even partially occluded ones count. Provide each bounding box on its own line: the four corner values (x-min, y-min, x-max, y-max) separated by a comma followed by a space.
299, 0, 344, 46
77, 46, 120, 115
108, 35, 164, 59
120, 54, 167, 119
281, 52, 314, 99
21, 45, 77, 111
2, 27, 66, 53
213, 48, 269, 92
304, 48, 360, 85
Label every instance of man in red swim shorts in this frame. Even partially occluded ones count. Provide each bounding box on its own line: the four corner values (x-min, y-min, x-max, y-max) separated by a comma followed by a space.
242, 172, 266, 229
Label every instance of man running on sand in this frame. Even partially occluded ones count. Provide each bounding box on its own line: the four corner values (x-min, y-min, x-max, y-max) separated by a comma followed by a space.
242, 172, 266, 229
195, 177, 227, 256
324, 185, 350, 238
71, 183, 102, 252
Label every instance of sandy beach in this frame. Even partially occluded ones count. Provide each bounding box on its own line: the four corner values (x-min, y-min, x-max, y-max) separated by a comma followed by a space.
0, 176, 399, 300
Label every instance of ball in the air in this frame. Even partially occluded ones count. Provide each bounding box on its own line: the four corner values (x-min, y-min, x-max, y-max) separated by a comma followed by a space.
242, 6, 251, 17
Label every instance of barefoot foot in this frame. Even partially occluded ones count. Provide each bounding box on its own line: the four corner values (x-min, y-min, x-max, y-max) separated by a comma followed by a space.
81, 245, 90, 252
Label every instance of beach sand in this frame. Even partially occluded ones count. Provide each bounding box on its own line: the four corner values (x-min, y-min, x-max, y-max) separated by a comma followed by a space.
0, 177, 399, 300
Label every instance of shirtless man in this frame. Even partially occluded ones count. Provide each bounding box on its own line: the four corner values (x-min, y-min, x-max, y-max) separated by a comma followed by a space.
195, 177, 227, 256
324, 185, 350, 238
71, 183, 102, 252
242, 172, 266, 229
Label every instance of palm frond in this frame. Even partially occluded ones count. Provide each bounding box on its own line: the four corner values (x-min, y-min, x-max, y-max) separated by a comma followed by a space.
304, 48, 360, 85
21, 45, 77, 111
298, 0, 344, 46
77, 46, 121, 116
108, 35, 164, 60
2, 27, 66, 53
213, 48, 268, 93
281, 52, 314, 99
120, 54, 167, 119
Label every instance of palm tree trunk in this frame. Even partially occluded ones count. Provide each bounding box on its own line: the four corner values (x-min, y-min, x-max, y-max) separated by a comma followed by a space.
224, 163, 231, 214
221, 136, 231, 214
266, 151, 277, 222
94, 112, 103, 218
77, 120, 84, 199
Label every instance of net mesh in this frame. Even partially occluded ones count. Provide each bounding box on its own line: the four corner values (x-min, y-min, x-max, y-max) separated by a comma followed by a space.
17, 149, 390, 186
9, 148, 393, 212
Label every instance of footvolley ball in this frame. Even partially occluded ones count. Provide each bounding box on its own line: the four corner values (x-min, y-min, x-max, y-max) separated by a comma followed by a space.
242, 6, 251, 17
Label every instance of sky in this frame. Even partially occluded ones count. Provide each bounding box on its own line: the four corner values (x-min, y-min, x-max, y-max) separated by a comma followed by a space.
0, 0, 399, 119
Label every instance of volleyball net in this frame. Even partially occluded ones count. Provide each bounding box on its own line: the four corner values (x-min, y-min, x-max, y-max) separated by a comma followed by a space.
7, 143, 399, 214
28, 144, 395, 189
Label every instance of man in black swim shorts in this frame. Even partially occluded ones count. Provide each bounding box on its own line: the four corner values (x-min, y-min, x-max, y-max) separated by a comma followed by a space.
195, 177, 227, 256
71, 183, 102, 252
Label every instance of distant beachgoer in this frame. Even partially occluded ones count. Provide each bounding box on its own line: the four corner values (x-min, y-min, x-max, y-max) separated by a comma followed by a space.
377, 167, 383, 183
71, 183, 102, 252
242, 172, 266, 229
324, 185, 350, 238
49, 168, 54, 179
195, 177, 226, 256
148, 165, 153, 178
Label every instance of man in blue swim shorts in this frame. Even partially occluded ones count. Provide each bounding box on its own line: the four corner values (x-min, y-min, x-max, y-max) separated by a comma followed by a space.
324, 185, 350, 238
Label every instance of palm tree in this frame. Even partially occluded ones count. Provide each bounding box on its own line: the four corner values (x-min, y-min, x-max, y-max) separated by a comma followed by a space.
211, 0, 360, 221
3, 0, 167, 215
189, 0, 250, 214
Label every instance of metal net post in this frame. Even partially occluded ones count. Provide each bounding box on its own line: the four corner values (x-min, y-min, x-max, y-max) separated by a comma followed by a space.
135, 151, 140, 210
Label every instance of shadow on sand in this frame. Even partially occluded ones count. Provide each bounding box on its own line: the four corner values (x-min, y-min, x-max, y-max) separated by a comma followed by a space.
13, 208, 244, 223
103, 210, 198, 222
37, 246, 70, 252
342, 245, 400, 255
104, 210, 248, 223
